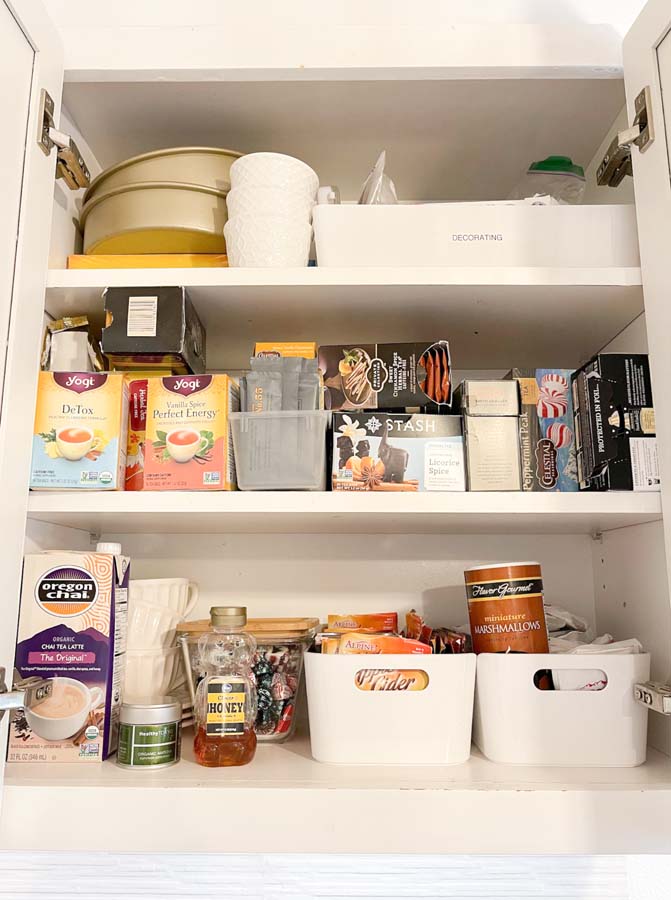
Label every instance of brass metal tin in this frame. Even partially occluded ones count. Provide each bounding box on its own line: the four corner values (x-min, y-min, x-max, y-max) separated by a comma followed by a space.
83, 146, 243, 203
80, 181, 229, 255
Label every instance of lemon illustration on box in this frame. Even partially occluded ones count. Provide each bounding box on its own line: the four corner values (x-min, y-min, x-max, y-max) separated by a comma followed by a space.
144, 375, 239, 490
30, 372, 128, 490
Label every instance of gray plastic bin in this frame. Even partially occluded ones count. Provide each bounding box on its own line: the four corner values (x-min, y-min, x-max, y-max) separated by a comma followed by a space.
230, 410, 329, 490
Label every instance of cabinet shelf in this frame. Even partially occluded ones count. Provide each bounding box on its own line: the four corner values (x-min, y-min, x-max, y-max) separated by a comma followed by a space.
45, 266, 643, 370
26, 491, 662, 536
4, 734, 671, 853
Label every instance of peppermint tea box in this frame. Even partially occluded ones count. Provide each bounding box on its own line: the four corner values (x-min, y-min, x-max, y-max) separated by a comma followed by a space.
30, 372, 129, 490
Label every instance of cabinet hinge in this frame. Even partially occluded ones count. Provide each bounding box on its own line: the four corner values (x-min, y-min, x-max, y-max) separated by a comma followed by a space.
597, 86, 655, 188
37, 89, 91, 191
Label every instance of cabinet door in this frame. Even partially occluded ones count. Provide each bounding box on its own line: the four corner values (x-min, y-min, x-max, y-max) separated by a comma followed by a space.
624, 3, 671, 590
0, 0, 62, 808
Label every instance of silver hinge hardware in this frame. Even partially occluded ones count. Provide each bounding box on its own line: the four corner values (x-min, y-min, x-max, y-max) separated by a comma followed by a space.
597, 86, 655, 188
37, 89, 90, 190
0, 666, 53, 722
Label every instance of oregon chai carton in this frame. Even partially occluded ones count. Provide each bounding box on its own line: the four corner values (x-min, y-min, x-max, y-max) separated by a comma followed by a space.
30, 371, 129, 490
8, 550, 129, 763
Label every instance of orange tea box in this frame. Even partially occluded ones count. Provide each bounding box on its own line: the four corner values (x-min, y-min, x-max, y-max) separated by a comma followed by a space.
30, 372, 128, 490
125, 378, 147, 490
254, 342, 317, 359
327, 613, 398, 634
144, 374, 239, 491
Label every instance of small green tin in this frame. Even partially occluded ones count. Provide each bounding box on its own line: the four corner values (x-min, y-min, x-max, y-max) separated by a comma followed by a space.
117, 697, 182, 770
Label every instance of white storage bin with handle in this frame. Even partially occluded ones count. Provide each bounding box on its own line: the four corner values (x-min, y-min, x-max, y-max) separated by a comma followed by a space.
474, 653, 651, 767
305, 651, 476, 765
313, 203, 639, 268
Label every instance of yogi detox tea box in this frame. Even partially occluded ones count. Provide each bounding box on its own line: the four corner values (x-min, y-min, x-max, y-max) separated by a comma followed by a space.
8, 549, 129, 763
30, 372, 128, 490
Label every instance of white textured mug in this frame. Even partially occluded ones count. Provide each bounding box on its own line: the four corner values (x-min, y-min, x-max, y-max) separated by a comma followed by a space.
26, 677, 103, 741
165, 427, 207, 463
129, 578, 199, 619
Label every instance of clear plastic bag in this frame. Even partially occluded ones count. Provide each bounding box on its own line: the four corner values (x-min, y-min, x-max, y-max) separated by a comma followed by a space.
508, 155, 586, 205
358, 151, 398, 204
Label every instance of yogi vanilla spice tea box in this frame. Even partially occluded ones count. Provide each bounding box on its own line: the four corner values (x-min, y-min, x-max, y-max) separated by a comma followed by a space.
144, 374, 239, 490
30, 372, 128, 490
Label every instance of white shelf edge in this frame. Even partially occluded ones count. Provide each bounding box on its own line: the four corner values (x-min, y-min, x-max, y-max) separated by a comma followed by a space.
46, 266, 643, 291
25, 491, 663, 536
59, 24, 623, 83
4, 738, 671, 853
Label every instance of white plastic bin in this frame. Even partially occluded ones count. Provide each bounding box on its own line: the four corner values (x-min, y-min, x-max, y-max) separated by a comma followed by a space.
313, 203, 640, 268
305, 651, 476, 765
474, 653, 650, 767
230, 410, 329, 490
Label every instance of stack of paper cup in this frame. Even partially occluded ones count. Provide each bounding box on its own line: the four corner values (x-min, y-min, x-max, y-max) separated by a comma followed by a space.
224, 153, 319, 267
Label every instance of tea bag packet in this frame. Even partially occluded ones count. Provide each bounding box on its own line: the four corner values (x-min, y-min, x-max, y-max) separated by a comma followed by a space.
298, 359, 321, 411
244, 368, 282, 413
279, 357, 301, 411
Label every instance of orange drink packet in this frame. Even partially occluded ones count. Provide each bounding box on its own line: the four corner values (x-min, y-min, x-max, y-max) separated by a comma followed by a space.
335, 633, 431, 655
327, 613, 398, 634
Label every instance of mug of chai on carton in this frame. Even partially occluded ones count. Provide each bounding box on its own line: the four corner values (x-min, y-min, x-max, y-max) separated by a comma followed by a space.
30, 372, 129, 490
144, 375, 239, 490
26, 677, 104, 742
8, 549, 129, 762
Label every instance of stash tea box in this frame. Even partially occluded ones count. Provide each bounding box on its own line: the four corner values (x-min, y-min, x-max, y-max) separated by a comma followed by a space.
506, 368, 578, 492
144, 374, 239, 491
571, 354, 659, 491
319, 341, 451, 411
332, 412, 465, 491
463, 416, 521, 491
9, 549, 129, 763
101, 286, 206, 374
30, 372, 128, 491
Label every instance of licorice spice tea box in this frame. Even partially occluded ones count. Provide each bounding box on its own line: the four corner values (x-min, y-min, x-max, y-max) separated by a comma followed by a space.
143, 374, 239, 491
332, 412, 465, 492
30, 371, 128, 491
8, 548, 129, 763
319, 341, 452, 411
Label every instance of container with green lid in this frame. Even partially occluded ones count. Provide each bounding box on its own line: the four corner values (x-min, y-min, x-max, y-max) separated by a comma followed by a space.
117, 697, 182, 770
508, 155, 586, 205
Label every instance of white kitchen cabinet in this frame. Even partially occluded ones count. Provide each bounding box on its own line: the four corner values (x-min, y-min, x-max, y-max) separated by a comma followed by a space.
2, 0, 671, 855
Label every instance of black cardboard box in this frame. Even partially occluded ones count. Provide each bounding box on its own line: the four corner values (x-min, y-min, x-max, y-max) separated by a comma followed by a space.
319, 341, 451, 411
571, 353, 659, 491
101, 286, 206, 374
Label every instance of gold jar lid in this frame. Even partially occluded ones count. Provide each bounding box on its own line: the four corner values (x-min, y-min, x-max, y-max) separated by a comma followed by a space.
210, 606, 247, 628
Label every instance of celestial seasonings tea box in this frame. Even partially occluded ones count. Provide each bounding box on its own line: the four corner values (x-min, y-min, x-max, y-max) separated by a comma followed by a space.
8, 550, 129, 762
30, 372, 128, 490
506, 368, 578, 492
143, 374, 239, 490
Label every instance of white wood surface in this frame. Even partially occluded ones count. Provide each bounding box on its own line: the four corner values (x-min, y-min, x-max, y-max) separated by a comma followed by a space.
3, 734, 671, 853
623, 0, 671, 726
45, 266, 643, 370
0, 0, 62, 824
60, 74, 625, 201
26, 491, 662, 536
55, 22, 624, 82
0, 2, 33, 404
0, 851, 644, 899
